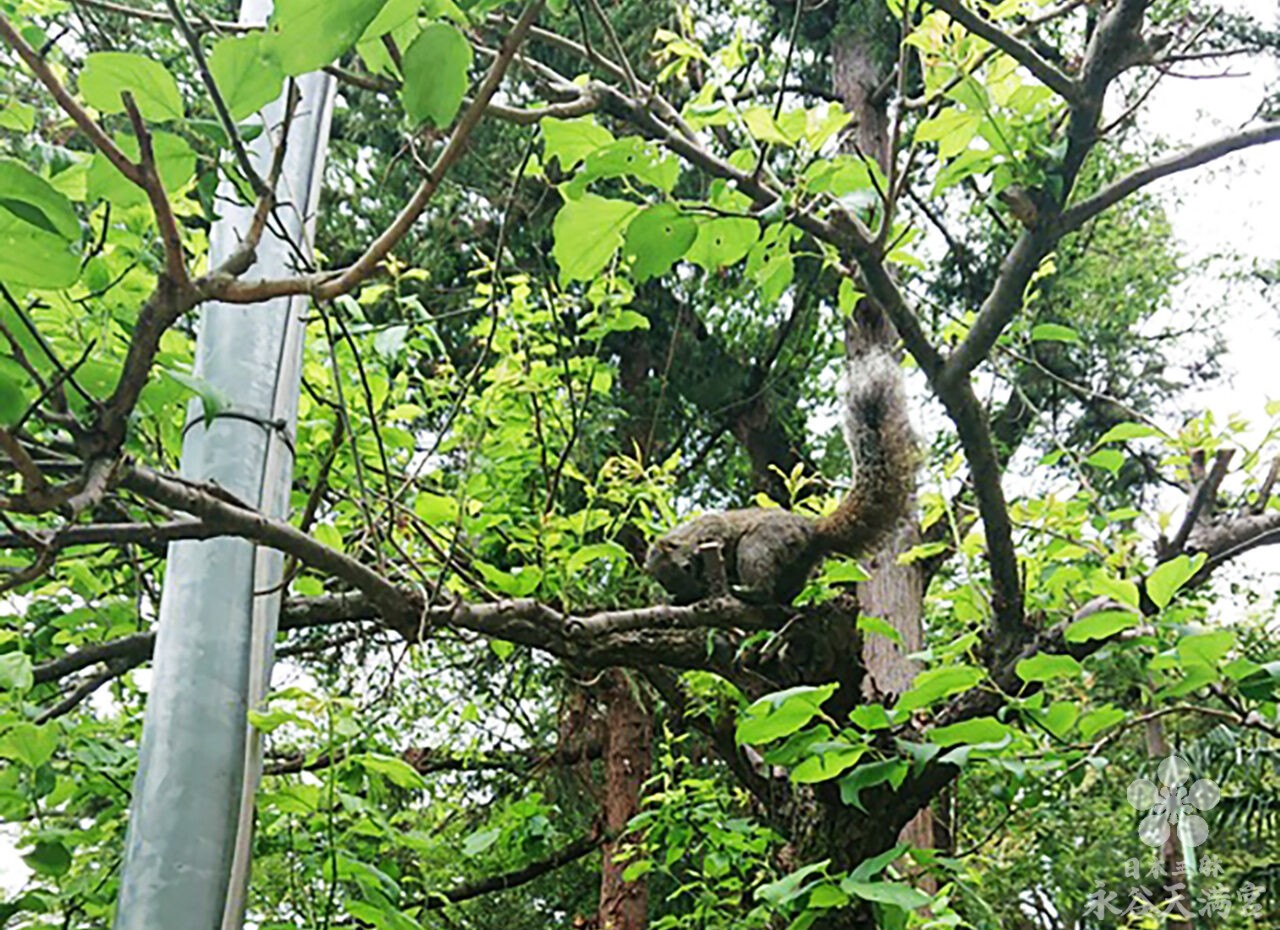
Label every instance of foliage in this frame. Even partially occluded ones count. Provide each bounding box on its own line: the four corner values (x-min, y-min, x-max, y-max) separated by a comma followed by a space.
0, 0, 1278, 928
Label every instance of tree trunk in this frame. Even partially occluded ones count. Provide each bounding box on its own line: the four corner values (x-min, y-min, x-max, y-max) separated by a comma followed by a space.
597, 669, 652, 930
830, 9, 936, 874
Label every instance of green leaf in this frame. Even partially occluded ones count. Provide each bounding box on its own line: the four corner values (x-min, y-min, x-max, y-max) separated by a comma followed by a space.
88, 132, 196, 207
552, 194, 639, 282
0, 159, 80, 291
354, 753, 427, 789
823, 560, 871, 583
895, 665, 984, 712
1087, 574, 1140, 609
840, 880, 930, 910
837, 759, 908, 811
837, 277, 865, 315
736, 683, 838, 746
927, 717, 1011, 747
808, 882, 850, 909
362, 0, 423, 41
343, 898, 423, 930
401, 23, 473, 127
542, 117, 614, 170
1176, 629, 1234, 669
0, 159, 81, 240
1078, 705, 1126, 740
857, 616, 903, 645
790, 741, 866, 784
1146, 554, 1205, 609
1239, 661, 1280, 701
756, 861, 830, 905
1084, 448, 1124, 474
1065, 608, 1139, 643
80, 52, 184, 121
266, 0, 389, 75
623, 204, 695, 281
745, 223, 795, 304
461, 827, 501, 857
805, 155, 881, 197
0, 101, 36, 132
22, 840, 72, 878
897, 541, 948, 564
0, 209, 80, 289
473, 561, 541, 597
0, 723, 58, 769
413, 492, 459, 526
849, 844, 907, 883
164, 369, 231, 427
1015, 653, 1083, 683
566, 138, 680, 196
565, 541, 629, 575
1036, 702, 1080, 739
0, 652, 34, 692
621, 859, 654, 882
0, 368, 27, 426
1097, 422, 1161, 444
208, 33, 285, 121
742, 105, 793, 146
1030, 323, 1080, 344
849, 704, 891, 731
915, 107, 982, 159
686, 217, 759, 271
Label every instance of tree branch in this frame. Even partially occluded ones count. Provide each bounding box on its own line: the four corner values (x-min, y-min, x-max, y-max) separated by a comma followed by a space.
921, 0, 1080, 103
1057, 121, 1280, 233
33, 592, 375, 685
420, 829, 605, 909
162, 0, 265, 195
208, 0, 547, 304
0, 13, 143, 185
121, 464, 419, 625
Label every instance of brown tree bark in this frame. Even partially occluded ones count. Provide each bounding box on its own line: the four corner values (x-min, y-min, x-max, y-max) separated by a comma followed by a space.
830, 5, 937, 872
596, 669, 652, 930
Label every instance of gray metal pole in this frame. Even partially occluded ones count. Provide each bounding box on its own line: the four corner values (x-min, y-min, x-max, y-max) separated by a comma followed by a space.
114, 3, 334, 926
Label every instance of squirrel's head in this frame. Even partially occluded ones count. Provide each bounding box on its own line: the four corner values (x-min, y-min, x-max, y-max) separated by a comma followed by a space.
644, 537, 683, 573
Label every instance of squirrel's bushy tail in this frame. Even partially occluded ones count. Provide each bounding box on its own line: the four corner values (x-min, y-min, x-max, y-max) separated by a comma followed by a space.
813, 346, 916, 556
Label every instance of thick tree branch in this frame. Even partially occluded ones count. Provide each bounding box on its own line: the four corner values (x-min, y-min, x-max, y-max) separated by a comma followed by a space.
120, 91, 189, 286
943, 227, 1055, 382
1190, 511, 1280, 578
922, 0, 1080, 103
1058, 121, 1280, 233
122, 464, 419, 625
1163, 448, 1234, 557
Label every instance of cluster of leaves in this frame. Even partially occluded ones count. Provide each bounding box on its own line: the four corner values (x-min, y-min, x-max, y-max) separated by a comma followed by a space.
1, 0, 1279, 928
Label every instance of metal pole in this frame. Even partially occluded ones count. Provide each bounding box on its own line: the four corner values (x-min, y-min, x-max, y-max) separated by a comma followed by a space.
114, 3, 334, 926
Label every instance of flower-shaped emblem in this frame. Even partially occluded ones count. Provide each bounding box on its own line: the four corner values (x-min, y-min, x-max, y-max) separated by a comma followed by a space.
1126, 754, 1221, 848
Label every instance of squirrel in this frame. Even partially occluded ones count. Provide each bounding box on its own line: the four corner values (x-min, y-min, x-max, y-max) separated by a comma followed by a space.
644, 345, 916, 605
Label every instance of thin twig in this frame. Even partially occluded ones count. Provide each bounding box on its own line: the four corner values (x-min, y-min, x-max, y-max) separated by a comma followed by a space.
120, 91, 189, 285
163, 0, 264, 194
